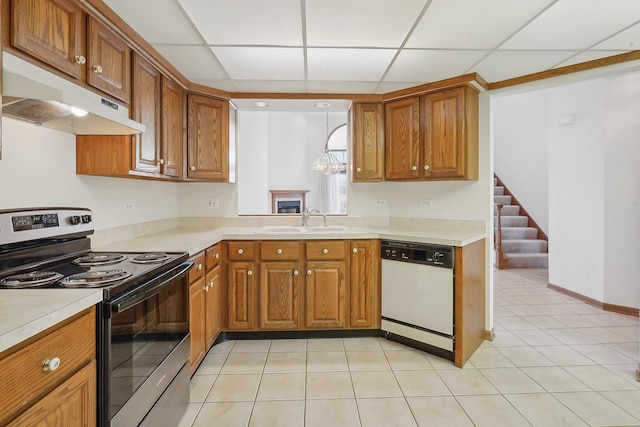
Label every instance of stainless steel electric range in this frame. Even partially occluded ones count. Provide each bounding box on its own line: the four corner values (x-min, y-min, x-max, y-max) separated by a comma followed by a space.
0, 207, 193, 427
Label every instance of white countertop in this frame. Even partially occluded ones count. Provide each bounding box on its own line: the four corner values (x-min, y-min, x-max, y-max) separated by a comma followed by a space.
94, 225, 486, 256
0, 289, 104, 353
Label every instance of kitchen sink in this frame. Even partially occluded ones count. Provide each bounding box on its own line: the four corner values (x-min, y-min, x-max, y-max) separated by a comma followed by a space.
259, 225, 348, 234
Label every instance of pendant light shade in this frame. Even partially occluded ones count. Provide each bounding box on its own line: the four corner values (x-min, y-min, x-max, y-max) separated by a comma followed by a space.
310, 149, 346, 175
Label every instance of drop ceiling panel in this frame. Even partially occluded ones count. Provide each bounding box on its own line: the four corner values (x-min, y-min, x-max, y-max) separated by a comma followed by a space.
556, 50, 631, 68
102, 0, 202, 44
178, 0, 303, 45
212, 47, 304, 80
472, 50, 579, 82
592, 22, 640, 50
231, 80, 308, 93
385, 50, 488, 82
305, 0, 427, 47
154, 45, 228, 79
307, 49, 396, 81
306, 81, 379, 94
406, 0, 555, 49
501, 0, 640, 50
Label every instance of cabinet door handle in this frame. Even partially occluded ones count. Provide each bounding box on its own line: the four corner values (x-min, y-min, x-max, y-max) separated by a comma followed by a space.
159, 158, 165, 165
75, 55, 86, 64
277, 249, 283, 254
411, 165, 418, 171
190, 166, 196, 171
92, 65, 103, 74
197, 263, 203, 270
323, 248, 329, 254
294, 270, 299, 276
42, 357, 61, 372
356, 167, 362, 173
204, 285, 209, 292
424, 165, 430, 171
215, 253, 220, 259
247, 270, 253, 276
353, 248, 358, 253
307, 270, 312, 275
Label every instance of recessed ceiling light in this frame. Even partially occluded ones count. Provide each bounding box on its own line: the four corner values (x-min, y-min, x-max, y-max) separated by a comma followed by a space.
253, 101, 269, 108
313, 102, 331, 108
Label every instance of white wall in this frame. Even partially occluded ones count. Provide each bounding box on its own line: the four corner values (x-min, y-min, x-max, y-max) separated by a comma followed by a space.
0, 118, 179, 230
237, 112, 269, 213
494, 90, 549, 234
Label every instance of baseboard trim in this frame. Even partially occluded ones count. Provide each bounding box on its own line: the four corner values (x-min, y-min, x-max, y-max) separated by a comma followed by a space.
482, 328, 495, 341
548, 282, 639, 317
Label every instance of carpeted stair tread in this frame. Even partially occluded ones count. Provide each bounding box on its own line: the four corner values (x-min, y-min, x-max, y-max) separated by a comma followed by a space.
506, 253, 549, 268
502, 239, 548, 253
495, 227, 539, 240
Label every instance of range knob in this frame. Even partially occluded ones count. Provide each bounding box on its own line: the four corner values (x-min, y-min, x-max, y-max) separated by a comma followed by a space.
81, 215, 92, 224
69, 216, 81, 225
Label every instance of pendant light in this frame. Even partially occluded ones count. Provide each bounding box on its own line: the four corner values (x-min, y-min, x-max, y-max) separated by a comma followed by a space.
310, 112, 346, 175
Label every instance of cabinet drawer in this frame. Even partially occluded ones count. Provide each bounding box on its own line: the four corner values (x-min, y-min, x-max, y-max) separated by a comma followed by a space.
0, 308, 95, 426
228, 241, 255, 261
260, 241, 301, 261
306, 241, 346, 260
206, 244, 222, 269
189, 252, 206, 283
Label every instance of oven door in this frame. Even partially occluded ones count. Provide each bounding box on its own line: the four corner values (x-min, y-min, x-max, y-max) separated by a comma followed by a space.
98, 261, 192, 427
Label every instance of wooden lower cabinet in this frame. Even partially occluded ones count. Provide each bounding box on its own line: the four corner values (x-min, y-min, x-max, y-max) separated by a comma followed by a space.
349, 240, 380, 329
227, 261, 256, 330
259, 261, 300, 329
305, 261, 346, 329
205, 265, 222, 348
0, 308, 96, 426
189, 277, 206, 374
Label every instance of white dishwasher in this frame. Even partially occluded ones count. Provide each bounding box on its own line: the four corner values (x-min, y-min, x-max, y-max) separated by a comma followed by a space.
381, 240, 455, 360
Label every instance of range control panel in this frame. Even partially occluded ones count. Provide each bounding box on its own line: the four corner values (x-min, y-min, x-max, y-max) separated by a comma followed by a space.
381, 240, 454, 269
0, 208, 94, 246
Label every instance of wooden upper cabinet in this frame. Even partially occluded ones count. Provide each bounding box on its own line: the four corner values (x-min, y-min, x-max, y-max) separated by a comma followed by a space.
86, 17, 131, 102
384, 97, 420, 180
187, 94, 229, 181
422, 86, 478, 180
161, 76, 184, 178
10, 0, 86, 79
131, 53, 161, 174
352, 103, 384, 182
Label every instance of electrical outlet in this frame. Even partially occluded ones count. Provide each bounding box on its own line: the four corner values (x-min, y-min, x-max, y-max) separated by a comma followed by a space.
124, 201, 133, 210
420, 199, 433, 207
206, 198, 219, 209
375, 200, 386, 207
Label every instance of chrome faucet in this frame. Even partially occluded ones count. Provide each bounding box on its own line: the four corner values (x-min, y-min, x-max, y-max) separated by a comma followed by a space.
302, 207, 320, 227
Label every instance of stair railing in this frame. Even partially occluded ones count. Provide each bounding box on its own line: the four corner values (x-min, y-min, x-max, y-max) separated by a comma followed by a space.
494, 203, 509, 269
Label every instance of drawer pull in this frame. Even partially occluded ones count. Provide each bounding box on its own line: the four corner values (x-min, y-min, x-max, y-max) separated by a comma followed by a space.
237, 248, 244, 254
277, 249, 283, 254
196, 263, 203, 270
307, 270, 312, 275
323, 249, 329, 254
42, 357, 61, 372
215, 253, 220, 259
294, 270, 299, 276
247, 270, 253, 276
353, 248, 358, 253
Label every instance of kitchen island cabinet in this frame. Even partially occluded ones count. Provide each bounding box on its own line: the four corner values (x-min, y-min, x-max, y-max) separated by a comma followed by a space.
0, 307, 96, 426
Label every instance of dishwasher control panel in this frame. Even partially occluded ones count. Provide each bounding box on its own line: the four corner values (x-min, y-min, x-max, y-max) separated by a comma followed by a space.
380, 240, 454, 269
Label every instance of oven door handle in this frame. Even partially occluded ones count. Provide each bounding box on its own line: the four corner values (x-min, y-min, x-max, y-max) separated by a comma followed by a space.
109, 260, 193, 313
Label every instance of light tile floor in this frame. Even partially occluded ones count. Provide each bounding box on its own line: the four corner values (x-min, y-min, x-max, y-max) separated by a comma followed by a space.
179, 268, 640, 427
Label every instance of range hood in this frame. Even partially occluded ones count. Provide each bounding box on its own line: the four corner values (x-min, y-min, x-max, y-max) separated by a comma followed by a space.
2, 52, 144, 135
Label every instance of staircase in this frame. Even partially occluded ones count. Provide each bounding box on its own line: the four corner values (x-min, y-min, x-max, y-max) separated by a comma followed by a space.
494, 176, 548, 268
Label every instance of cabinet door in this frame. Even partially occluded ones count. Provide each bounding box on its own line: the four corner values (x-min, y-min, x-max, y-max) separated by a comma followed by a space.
205, 265, 221, 349
8, 361, 96, 427
422, 87, 474, 179
187, 94, 229, 181
11, 0, 85, 79
161, 76, 184, 178
87, 17, 131, 102
349, 240, 380, 329
189, 278, 206, 374
131, 53, 161, 174
227, 261, 256, 330
352, 103, 384, 181
384, 97, 420, 180
305, 261, 346, 329
259, 261, 300, 329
